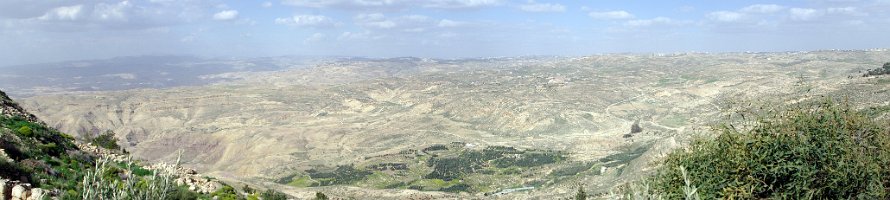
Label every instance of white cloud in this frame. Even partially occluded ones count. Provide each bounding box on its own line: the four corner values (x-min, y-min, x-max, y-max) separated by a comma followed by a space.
338, 31, 384, 41
741, 4, 785, 13
180, 34, 196, 43
355, 13, 396, 28
280, 0, 503, 9
438, 19, 466, 27
826, 7, 866, 16
789, 8, 821, 21
305, 33, 325, 42
279, 0, 336, 8
38, 5, 83, 21
261, 1, 273, 8
403, 27, 425, 32
212, 10, 239, 21
275, 14, 336, 28
102, 73, 136, 80
708, 11, 743, 22
353, 13, 431, 29
588, 11, 634, 20
403, 15, 429, 22
93, 1, 132, 21
367, 20, 397, 28
3, 1, 216, 32
519, 2, 565, 13
423, 0, 504, 9
355, 13, 386, 22
625, 17, 674, 27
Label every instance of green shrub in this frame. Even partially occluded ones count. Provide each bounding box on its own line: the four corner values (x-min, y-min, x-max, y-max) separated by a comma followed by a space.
210, 185, 244, 200
651, 100, 890, 199
575, 186, 587, 200
315, 192, 328, 200
863, 62, 890, 77
260, 189, 288, 200
307, 165, 372, 186
0, 158, 30, 182
38, 142, 63, 156
242, 184, 255, 194
91, 130, 120, 150
17, 126, 33, 137
165, 185, 199, 200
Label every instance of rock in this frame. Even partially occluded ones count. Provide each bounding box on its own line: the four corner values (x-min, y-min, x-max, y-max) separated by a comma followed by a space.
26, 188, 44, 200
0, 149, 13, 163
1, 179, 11, 200
10, 184, 29, 200
199, 182, 222, 194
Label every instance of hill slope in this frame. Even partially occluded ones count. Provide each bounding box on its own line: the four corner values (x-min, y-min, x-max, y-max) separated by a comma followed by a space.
1, 89, 276, 199
19, 51, 890, 198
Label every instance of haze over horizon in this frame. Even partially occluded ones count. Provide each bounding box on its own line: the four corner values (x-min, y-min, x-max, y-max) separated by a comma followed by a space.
2, 0, 889, 66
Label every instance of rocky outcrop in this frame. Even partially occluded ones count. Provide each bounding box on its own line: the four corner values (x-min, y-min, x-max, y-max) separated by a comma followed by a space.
74, 142, 129, 163
76, 140, 225, 195
0, 180, 47, 200
0, 90, 41, 124
174, 176, 222, 194
141, 162, 223, 194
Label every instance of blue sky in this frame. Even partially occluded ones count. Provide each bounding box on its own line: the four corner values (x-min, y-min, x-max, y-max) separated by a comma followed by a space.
1, 0, 889, 66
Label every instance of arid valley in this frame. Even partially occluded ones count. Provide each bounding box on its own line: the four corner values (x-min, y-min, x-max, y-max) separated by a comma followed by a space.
3, 51, 888, 199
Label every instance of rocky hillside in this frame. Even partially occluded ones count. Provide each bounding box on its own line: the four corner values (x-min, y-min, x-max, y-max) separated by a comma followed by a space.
0, 90, 41, 123
0, 88, 281, 200
19, 51, 890, 198
0, 90, 57, 200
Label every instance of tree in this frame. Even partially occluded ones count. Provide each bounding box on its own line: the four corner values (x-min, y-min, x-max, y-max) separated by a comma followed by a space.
91, 130, 120, 150
863, 62, 890, 77
315, 192, 329, 200
630, 120, 643, 134
260, 189, 287, 200
575, 186, 587, 200
241, 184, 255, 194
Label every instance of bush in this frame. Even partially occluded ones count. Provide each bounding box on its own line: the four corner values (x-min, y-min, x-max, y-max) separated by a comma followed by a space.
241, 184, 255, 194
315, 192, 328, 200
576, 186, 587, 200
307, 165, 372, 186
630, 120, 643, 134
165, 186, 199, 200
91, 130, 120, 150
651, 100, 890, 199
17, 126, 33, 137
0, 158, 30, 182
260, 189, 288, 200
863, 62, 890, 77
210, 185, 243, 200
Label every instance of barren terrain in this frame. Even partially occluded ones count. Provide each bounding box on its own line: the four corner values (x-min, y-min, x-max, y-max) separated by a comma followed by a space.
16, 51, 890, 199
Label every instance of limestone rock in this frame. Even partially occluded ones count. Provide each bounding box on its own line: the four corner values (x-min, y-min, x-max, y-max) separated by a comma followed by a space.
0, 90, 42, 124
10, 184, 29, 200
26, 188, 44, 200
1, 179, 11, 200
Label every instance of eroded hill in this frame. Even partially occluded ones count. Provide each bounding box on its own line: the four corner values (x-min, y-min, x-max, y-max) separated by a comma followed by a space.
18, 51, 890, 198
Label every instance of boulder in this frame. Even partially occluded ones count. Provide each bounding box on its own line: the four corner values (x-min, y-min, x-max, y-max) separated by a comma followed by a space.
10, 184, 29, 200
26, 188, 44, 200
199, 182, 222, 194
1, 179, 11, 200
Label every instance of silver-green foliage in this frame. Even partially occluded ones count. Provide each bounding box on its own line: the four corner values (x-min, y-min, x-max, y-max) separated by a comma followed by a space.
81, 153, 180, 200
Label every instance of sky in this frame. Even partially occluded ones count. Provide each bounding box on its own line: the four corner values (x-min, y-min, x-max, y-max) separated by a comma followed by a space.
1, 0, 889, 66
